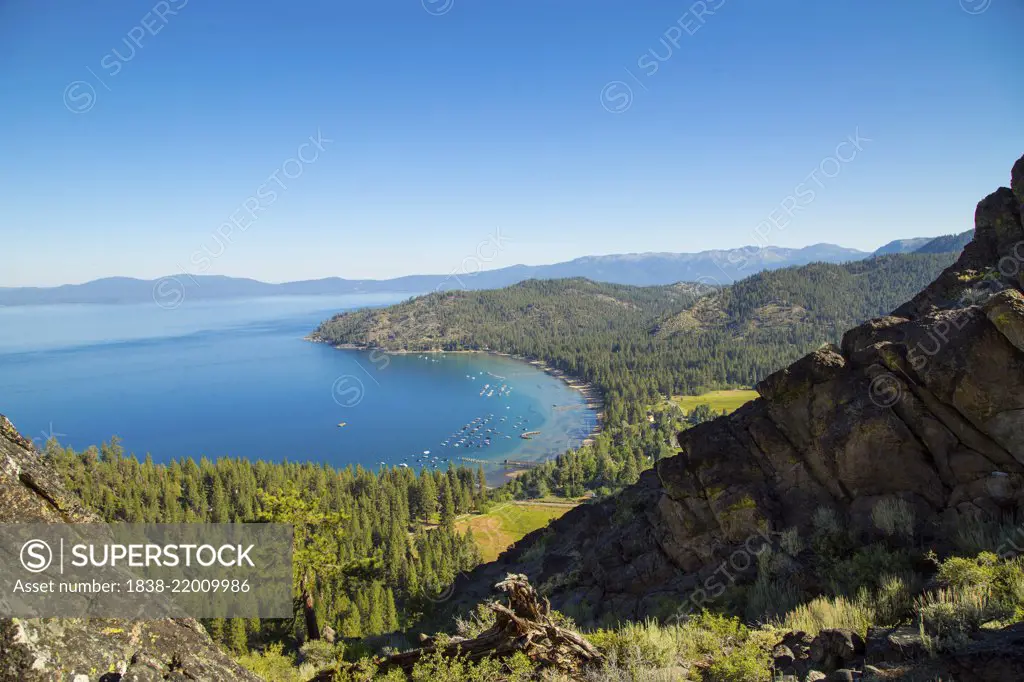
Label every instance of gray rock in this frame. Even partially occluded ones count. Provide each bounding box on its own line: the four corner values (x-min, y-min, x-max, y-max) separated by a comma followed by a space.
865, 625, 927, 665
810, 629, 865, 672
826, 670, 858, 682
774, 643, 796, 669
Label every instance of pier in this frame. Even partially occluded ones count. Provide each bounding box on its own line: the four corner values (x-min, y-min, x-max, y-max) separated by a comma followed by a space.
459, 457, 544, 470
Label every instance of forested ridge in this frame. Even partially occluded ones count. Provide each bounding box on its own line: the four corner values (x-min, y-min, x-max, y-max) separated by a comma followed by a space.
914, 229, 973, 254
314, 252, 958, 426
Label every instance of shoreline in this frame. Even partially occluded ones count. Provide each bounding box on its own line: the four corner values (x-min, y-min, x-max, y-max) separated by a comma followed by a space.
308, 336, 605, 458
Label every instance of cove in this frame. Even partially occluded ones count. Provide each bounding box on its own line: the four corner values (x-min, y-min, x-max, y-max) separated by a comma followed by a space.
0, 295, 598, 483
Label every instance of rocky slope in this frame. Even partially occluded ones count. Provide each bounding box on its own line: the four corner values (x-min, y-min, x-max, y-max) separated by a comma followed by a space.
0, 416, 260, 682
430, 153, 1024, 629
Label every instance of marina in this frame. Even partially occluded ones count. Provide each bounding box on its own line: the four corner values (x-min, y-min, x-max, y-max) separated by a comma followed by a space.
329, 358, 600, 482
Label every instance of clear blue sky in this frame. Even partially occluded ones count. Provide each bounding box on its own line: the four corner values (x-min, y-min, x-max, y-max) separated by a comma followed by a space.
1, 0, 1021, 286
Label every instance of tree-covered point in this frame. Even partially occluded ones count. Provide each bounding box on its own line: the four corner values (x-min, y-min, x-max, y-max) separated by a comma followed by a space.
313, 253, 957, 426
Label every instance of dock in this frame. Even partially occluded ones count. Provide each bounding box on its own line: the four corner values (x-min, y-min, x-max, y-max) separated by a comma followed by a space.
459, 457, 543, 470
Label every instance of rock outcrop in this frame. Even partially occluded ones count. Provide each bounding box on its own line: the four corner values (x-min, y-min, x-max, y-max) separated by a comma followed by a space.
0, 415, 260, 682
773, 624, 1024, 681
429, 153, 1024, 629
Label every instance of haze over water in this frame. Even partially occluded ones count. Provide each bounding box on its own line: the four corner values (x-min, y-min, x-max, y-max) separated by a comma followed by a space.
0, 296, 597, 482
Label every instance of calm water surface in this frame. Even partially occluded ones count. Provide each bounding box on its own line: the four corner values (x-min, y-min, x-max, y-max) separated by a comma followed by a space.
0, 296, 596, 482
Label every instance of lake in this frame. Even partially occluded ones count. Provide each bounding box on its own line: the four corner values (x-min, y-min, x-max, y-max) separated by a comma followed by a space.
0, 295, 597, 483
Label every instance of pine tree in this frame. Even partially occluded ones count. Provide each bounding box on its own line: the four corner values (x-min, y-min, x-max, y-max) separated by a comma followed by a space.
340, 604, 362, 638
385, 521, 406, 585
476, 465, 487, 499
227, 618, 248, 654
419, 472, 437, 523
208, 617, 225, 645
440, 481, 456, 528
383, 587, 399, 632
209, 476, 230, 523
367, 582, 386, 635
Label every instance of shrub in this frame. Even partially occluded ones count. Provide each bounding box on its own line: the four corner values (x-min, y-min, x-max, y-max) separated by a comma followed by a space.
812, 507, 840, 536
782, 592, 875, 637
586, 612, 775, 681
454, 602, 496, 639
298, 639, 343, 669
824, 543, 914, 596
874, 574, 915, 626
519, 532, 549, 563
237, 643, 316, 682
334, 658, 393, 682
680, 612, 775, 682
744, 574, 802, 624
872, 498, 916, 540
700, 624, 776, 682
915, 587, 1000, 650
932, 552, 1024, 624
702, 644, 772, 682
951, 510, 1024, 556
675, 611, 749, 661
579, 663, 683, 681
937, 554, 996, 590
587, 619, 679, 670
811, 507, 849, 556
408, 650, 533, 682
779, 527, 803, 556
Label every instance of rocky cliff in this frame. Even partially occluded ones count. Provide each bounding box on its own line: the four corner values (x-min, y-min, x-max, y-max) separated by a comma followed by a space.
0, 416, 260, 682
431, 153, 1024, 628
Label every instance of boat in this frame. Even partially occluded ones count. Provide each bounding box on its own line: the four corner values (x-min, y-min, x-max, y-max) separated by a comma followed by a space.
423, 450, 430, 455
337, 422, 347, 428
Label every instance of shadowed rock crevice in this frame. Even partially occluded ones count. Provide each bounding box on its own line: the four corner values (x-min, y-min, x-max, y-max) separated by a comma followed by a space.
427, 153, 1024, 630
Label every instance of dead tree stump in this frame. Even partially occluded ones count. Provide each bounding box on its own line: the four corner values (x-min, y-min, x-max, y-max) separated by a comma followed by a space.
381, 573, 603, 676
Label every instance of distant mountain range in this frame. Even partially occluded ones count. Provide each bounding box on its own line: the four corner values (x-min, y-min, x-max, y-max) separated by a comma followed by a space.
0, 232, 972, 307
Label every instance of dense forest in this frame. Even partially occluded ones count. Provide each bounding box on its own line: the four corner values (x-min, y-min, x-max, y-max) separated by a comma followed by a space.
44, 437, 492, 652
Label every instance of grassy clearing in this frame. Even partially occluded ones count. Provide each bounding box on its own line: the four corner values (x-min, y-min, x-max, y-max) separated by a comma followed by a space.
672, 389, 759, 415
456, 502, 577, 562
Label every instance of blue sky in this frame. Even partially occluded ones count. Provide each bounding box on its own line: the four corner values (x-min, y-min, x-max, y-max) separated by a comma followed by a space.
1, 0, 1021, 286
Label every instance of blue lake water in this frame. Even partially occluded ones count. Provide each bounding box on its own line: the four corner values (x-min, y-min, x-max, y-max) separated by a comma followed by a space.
0, 295, 596, 483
